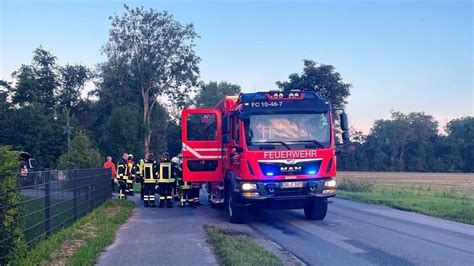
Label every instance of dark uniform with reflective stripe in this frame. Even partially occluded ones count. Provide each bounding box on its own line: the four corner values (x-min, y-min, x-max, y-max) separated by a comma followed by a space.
116, 158, 128, 199
175, 162, 192, 207
140, 158, 158, 207
127, 159, 136, 196
158, 158, 176, 208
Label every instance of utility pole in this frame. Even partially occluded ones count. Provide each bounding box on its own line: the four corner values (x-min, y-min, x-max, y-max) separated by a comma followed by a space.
54, 107, 74, 155
63, 108, 73, 155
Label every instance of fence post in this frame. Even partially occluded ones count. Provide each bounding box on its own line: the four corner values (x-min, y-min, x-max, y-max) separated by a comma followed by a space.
44, 171, 51, 237
93, 169, 96, 208
73, 170, 78, 221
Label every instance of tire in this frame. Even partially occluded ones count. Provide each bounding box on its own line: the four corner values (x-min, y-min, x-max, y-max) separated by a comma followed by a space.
304, 198, 328, 220
225, 182, 246, 223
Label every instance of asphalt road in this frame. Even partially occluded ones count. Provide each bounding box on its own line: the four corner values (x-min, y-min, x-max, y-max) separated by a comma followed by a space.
96, 192, 473, 266
249, 199, 474, 266
96, 195, 217, 266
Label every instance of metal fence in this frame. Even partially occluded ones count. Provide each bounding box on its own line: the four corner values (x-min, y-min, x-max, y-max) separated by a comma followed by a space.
0, 168, 112, 261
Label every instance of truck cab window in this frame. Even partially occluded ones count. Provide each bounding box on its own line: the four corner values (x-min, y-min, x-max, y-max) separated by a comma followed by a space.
245, 113, 330, 146
186, 113, 217, 141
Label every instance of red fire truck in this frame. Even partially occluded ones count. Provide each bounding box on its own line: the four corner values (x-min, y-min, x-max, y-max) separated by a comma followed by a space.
181, 90, 349, 223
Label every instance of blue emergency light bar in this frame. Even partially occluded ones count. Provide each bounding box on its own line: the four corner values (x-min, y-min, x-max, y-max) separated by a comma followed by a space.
238, 90, 330, 114
239, 90, 325, 104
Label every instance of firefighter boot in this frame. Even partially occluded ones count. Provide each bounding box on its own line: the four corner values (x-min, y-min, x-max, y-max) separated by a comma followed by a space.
151, 200, 157, 208
144, 201, 149, 208
167, 199, 173, 208
159, 200, 164, 208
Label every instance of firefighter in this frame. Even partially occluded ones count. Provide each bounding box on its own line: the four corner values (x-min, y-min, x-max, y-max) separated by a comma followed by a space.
126, 154, 136, 196
116, 153, 129, 199
130, 156, 140, 194
158, 152, 175, 208
137, 159, 145, 201
172, 156, 191, 207
172, 153, 183, 202
140, 153, 158, 207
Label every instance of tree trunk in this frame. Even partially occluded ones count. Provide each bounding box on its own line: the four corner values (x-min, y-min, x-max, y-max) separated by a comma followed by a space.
145, 129, 152, 156
143, 91, 150, 156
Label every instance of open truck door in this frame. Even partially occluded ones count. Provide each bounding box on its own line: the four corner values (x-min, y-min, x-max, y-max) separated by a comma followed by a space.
181, 109, 223, 182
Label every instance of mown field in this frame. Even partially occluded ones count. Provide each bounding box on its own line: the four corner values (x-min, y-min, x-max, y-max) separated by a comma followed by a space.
337, 171, 474, 193
335, 171, 474, 224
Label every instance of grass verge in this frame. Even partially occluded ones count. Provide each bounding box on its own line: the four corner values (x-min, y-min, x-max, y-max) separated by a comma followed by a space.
15, 199, 134, 265
205, 225, 283, 266
337, 179, 474, 225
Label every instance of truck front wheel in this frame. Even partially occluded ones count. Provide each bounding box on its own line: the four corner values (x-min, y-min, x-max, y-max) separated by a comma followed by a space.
225, 183, 246, 223
304, 198, 328, 220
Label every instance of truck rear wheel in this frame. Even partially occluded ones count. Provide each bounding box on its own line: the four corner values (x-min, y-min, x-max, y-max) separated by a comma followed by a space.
304, 198, 328, 220
225, 182, 246, 223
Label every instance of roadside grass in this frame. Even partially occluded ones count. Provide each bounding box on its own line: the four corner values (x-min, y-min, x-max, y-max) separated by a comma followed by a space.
337, 178, 474, 225
205, 225, 284, 266
337, 178, 374, 193
15, 199, 134, 265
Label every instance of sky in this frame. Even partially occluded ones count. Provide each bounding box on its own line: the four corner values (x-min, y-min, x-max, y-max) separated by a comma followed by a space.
1, 0, 472, 133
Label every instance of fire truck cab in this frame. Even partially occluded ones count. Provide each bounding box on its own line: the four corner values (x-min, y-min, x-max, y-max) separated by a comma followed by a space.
181, 90, 349, 223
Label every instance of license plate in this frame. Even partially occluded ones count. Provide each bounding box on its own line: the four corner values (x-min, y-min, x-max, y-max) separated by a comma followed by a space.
281, 181, 304, 189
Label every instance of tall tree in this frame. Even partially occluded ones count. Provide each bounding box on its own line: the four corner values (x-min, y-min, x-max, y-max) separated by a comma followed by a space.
445, 117, 474, 172
102, 5, 200, 155
57, 64, 92, 111
149, 104, 169, 155
276, 60, 351, 108
98, 104, 144, 159
11, 47, 59, 110
338, 128, 369, 171
195, 81, 241, 108
403, 112, 438, 171
166, 121, 182, 157
0, 80, 12, 123
360, 111, 439, 172
1, 104, 66, 168
57, 131, 102, 169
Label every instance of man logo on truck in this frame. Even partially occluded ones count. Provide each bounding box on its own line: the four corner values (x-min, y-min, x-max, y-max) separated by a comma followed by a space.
280, 166, 302, 173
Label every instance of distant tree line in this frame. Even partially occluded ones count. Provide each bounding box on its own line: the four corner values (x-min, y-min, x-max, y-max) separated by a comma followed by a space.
338, 114, 473, 173
0, 5, 471, 173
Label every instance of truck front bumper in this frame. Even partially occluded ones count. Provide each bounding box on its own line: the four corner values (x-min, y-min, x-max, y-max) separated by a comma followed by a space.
234, 178, 336, 209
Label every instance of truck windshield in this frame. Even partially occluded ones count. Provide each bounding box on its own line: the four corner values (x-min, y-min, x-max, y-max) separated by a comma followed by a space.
245, 113, 330, 147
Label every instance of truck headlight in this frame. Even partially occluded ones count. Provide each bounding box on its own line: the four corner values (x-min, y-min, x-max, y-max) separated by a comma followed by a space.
241, 183, 257, 190
324, 179, 337, 187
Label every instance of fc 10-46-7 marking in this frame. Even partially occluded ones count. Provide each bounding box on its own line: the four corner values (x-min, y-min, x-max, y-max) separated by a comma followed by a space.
251, 101, 283, 108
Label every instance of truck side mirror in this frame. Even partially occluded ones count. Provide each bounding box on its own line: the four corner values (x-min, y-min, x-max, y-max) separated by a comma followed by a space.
239, 111, 250, 120
342, 131, 350, 142
340, 112, 349, 131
